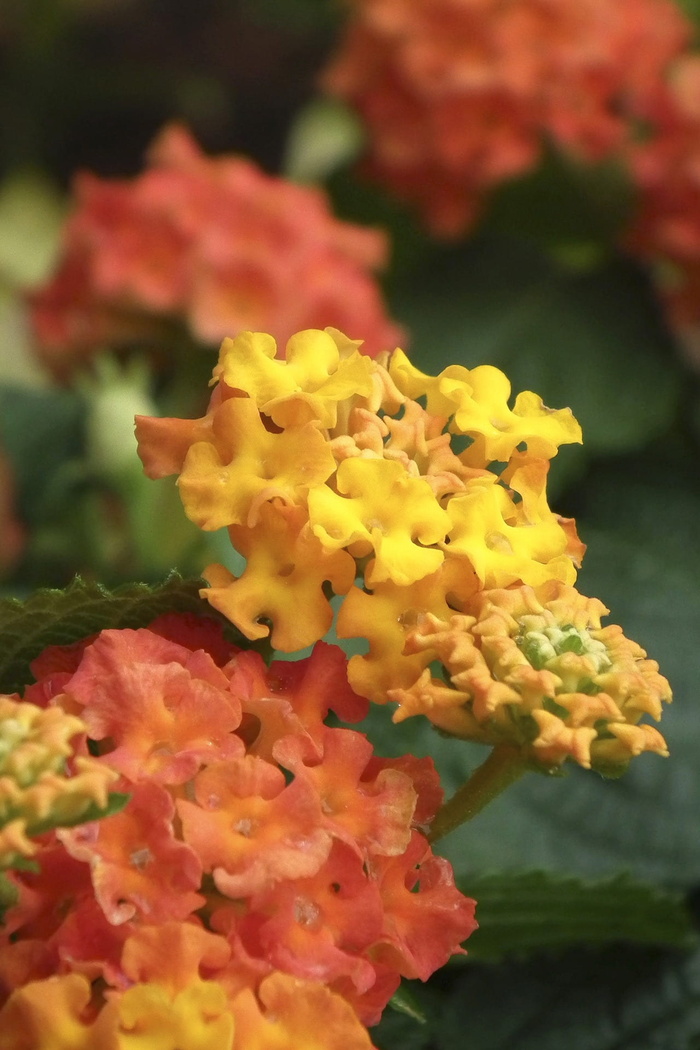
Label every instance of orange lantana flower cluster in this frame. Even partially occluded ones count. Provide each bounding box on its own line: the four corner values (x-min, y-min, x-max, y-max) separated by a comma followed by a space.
0, 614, 476, 1047
323, 0, 689, 236
29, 124, 403, 381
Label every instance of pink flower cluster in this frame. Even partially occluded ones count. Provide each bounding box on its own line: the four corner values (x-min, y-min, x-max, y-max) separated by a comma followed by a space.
0, 614, 476, 1043
323, 0, 689, 237
29, 125, 403, 380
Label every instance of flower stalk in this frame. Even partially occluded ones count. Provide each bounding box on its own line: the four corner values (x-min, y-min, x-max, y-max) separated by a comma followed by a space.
428, 745, 528, 843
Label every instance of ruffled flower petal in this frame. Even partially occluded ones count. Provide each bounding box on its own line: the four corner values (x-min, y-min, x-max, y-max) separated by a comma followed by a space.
370, 832, 478, 981
201, 503, 355, 651
178, 397, 336, 531
274, 727, 417, 857
177, 757, 331, 898
63, 629, 242, 786
309, 457, 450, 586
60, 781, 204, 924
231, 972, 375, 1050
214, 328, 375, 430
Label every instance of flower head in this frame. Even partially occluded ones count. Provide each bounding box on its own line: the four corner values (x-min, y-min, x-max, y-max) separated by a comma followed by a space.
29, 125, 403, 379
389, 581, 671, 774
136, 328, 583, 670
0, 613, 477, 1041
322, 0, 689, 236
0, 696, 118, 870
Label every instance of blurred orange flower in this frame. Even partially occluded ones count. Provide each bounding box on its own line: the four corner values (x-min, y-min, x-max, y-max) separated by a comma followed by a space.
323, 0, 689, 236
622, 55, 700, 344
29, 124, 404, 379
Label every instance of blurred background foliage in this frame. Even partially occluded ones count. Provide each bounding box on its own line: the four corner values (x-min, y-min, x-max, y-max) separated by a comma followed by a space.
1, 0, 700, 1045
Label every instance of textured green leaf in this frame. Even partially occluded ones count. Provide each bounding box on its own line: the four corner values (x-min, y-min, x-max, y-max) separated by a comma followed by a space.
436, 946, 700, 1050
463, 871, 695, 962
0, 573, 247, 695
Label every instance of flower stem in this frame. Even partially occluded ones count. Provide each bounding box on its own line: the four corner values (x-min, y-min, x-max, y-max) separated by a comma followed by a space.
428, 745, 528, 843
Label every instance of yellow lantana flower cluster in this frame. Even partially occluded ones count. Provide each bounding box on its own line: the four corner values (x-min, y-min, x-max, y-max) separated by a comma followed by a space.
0, 695, 118, 869
136, 327, 583, 682
135, 327, 673, 773
389, 582, 671, 775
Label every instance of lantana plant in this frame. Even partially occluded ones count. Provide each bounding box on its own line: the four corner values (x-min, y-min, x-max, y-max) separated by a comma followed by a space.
0, 324, 679, 1047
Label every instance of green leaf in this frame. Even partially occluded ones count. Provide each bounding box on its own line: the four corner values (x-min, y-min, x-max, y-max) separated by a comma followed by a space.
675, 0, 700, 22
0, 573, 249, 695
388, 984, 429, 1023
485, 147, 635, 253
463, 871, 695, 962
0, 384, 84, 528
435, 945, 700, 1050
0, 871, 18, 924
372, 984, 437, 1050
284, 98, 364, 183
0, 169, 64, 288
